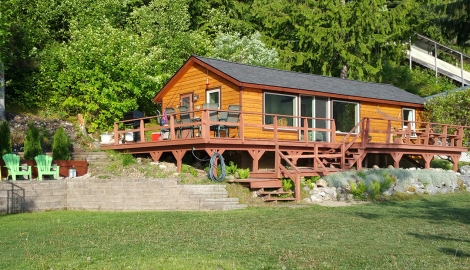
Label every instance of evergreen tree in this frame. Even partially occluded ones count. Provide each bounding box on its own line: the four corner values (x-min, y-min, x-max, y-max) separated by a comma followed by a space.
437, 0, 470, 47
24, 122, 43, 160
52, 127, 71, 160
0, 121, 12, 156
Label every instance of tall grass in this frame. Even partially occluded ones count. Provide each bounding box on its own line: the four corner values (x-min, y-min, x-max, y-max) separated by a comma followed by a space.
0, 193, 469, 269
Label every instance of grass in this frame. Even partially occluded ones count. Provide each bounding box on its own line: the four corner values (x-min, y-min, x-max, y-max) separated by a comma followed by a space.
1, 193, 469, 269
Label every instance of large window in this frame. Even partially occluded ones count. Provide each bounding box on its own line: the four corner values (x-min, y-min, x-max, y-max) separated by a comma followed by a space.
264, 93, 297, 126
206, 88, 220, 108
332, 100, 359, 133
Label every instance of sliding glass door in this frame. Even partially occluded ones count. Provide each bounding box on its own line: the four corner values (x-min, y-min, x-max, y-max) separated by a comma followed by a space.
300, 96, 329, 141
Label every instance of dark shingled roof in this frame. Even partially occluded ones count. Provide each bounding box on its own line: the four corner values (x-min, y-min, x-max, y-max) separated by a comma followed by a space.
195, 56, 425, 105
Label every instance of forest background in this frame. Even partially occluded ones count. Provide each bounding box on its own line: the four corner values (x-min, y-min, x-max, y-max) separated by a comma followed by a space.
0, 0, 469, 133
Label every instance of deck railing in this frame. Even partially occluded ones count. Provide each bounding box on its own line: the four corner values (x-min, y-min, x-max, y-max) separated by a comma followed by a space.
111, 109, 467, 149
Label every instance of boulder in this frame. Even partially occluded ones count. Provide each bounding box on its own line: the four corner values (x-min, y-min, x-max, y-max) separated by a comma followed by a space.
459, 165, 470, 175
316, 179, 328, 187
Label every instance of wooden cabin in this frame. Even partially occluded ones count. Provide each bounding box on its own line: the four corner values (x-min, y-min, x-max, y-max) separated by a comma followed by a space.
101, 55, 467, 201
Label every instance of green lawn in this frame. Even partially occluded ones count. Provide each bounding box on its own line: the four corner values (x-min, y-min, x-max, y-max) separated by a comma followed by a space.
1, 193, 469, 269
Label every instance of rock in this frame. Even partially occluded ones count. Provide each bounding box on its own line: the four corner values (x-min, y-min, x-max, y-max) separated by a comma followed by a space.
425, 185, 437, 195
310, 194, 323, 203
372, 165, 380, 169
316, 179, 328, 187
459, 165, 470, 175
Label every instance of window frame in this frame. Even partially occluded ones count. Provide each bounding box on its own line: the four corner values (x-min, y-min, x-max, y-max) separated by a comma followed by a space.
332, 100, 360, 134
402, 108, 416, 136
263, 92, 298, 129
206, 88, 221, 109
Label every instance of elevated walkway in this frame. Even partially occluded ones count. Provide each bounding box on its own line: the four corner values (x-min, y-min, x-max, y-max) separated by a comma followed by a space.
406, 34, 470, 86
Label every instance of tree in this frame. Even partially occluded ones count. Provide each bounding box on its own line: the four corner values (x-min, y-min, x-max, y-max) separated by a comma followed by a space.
38, 0, 205, 132
249, 0, 417, 80
24, 122, 42, 160
437, 0, 470, 47
209, 32, 279, 68
423, 89, 470, 144
0, 121, 12, 156
52, 127, 70, 160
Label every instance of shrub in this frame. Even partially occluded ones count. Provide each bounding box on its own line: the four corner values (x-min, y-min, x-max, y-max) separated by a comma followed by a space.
121, 153, 136, 167
0, 120, 12, 156
236, 168, 250, 179
282, 178, 294, 191
52, 127, 70, 160
350, 181, 368, 200
24, 122, 43, 160
226, 161, 238, 175
431, 159, 452, 170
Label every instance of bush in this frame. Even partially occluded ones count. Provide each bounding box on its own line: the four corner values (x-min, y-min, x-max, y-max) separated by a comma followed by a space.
236, 168, 250, 179
52, 127, 70, 160
431, 159, 452, 170
0, 120, 12, 156
24, 122, 43, 160
226, 161, 238, 175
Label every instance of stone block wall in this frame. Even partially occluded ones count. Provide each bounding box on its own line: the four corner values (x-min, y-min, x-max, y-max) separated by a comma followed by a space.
66, 178, 181, 211
0, 181, 67, 213
0, 178, 243, 213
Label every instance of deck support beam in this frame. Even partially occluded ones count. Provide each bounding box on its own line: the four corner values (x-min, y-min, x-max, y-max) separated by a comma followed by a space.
286, 151, 303, 165
390, 152, 403, 168
248, 149, 265, 172
149, 151, 163, 162
422, 154, 434, 169
204, 149, 225, 157
171, 150, 187, 172
449, 154, 461, 172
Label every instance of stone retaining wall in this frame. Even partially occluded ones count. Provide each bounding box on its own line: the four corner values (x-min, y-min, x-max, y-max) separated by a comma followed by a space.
0, 178, 244, 213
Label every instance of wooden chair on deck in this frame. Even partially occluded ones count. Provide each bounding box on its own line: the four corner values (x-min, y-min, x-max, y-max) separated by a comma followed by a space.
178, 106, 198, 138
218, 105, 241, 137
202, 103, 221, 137
278, 118, 288, 126
160, 108, 176, 139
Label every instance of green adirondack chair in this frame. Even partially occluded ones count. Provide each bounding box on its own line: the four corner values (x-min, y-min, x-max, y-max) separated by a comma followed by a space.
35, 155, 60, 180
2, 153, 32, 181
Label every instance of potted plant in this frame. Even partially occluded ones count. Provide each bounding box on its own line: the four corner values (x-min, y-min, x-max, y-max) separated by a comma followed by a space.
393, 135, 402, 144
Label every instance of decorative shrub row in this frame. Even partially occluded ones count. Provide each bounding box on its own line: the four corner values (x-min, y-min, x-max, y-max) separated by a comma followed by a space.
0, 120, 71, 160
323, 168, 461, 200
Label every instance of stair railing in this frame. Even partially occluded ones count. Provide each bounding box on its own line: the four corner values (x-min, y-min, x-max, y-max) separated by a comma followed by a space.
277, 151, 301, 202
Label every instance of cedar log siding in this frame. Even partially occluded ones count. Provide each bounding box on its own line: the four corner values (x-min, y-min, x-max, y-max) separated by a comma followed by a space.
161, 63, 423, 142
162, 65, 240, 113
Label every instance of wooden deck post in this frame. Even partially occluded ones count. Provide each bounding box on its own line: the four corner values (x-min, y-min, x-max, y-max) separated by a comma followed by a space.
390, 152, 403, 168
171, 150, 186, 172
248, 149, 265, 172
295, 174, 301, 202
422, 154, 433, 169
149, 151, 163, 162
274, 116, 279, 177
140, 119, 145, 142
113, 123, 119, 144
449, 154, 461, 172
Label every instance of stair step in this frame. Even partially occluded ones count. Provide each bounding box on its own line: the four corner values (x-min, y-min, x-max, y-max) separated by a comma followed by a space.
257, 191, 292, 195
222, 204, 248, 210
263, 197, 296, 201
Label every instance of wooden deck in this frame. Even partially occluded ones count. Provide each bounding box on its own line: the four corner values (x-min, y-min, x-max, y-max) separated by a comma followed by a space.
101, 109, 468, 202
